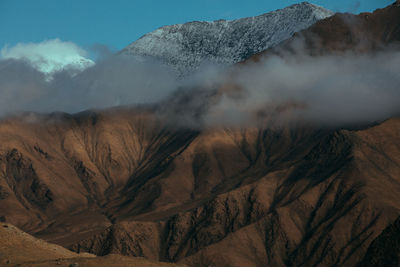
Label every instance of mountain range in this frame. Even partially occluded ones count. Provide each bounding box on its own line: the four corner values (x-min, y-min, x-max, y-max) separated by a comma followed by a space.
0, 2, 399, 267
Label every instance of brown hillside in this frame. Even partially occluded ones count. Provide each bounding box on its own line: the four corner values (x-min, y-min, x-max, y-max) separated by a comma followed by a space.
0, 109, 399, 266
0, 223, 182, 267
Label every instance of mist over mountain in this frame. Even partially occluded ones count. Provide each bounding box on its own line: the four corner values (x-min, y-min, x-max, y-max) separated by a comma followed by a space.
1, 9, 399, 128
0, 2, 400, 267
1, 2, 398, 130
0, 39, 94, 79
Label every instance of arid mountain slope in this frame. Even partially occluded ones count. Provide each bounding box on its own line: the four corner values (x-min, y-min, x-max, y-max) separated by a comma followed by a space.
0, 110, 399, 266
0, 2, 399, 267
0, 222, 92, 265
0, 223, 182, 267
71, 118, 400, 267
0, 109, 198, 241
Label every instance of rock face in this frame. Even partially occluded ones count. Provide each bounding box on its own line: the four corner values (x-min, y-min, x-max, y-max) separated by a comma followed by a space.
122, 2, 333, 75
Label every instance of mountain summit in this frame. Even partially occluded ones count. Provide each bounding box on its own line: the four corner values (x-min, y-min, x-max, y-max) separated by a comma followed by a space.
122, 2, 333, 75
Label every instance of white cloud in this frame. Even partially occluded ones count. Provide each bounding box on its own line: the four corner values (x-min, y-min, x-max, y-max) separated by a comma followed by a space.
0, 39, 94, 79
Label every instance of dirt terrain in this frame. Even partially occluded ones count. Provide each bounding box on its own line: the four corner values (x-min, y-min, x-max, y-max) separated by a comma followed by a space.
0, 223, 183, 266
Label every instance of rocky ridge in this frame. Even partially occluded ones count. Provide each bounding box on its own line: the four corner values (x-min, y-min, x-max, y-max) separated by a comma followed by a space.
122, 2, 333, 75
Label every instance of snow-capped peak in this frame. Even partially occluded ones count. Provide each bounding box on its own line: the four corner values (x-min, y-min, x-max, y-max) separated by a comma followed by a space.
122, 2, 333, 76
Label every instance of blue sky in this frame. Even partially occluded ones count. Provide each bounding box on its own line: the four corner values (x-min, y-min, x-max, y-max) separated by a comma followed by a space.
0, 0, 393, 51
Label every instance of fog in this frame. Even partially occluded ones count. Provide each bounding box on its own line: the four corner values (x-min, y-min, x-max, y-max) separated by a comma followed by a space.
157, 49, 400, 128
205, 50, 400, 127
0, 40, 399, 128
0, 55, 178, 115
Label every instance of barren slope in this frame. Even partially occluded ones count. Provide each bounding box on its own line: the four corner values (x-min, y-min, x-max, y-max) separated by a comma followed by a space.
0, 223, 182, 267
0, 3, 399, 267
1, 110, 398, 266
70, 118, 400, 267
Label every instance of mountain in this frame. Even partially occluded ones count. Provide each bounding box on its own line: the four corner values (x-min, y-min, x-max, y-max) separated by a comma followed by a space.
0, 110, 399, 266
250, 0, 400, 60
121, 2, 333, 75
0, 2, 399, 267
0, 222, 183, 266
69, 117, 400, 267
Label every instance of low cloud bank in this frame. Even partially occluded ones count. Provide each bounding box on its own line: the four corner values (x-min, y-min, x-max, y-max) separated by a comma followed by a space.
1, 39, 94, 78
0, 55, 178, 115
157, 50, 400, 129
0, 39, 399, 128
206, 51, 400, 127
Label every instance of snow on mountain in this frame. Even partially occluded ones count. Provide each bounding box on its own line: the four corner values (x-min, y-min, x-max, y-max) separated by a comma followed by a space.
122, 2, 333, 76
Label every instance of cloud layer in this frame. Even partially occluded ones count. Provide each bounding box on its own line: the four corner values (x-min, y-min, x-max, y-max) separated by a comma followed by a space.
1, 39, 94, 77
0, 39, 399, 129
210, 51, 400, 127
0, 55, 179, 116
156, 52, 400, 129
